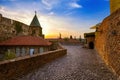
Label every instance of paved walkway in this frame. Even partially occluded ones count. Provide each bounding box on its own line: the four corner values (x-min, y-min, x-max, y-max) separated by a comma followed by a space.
19, 45, 118, 80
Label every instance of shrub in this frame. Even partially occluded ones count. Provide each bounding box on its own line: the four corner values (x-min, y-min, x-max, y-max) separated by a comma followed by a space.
64, 37, 69, 41
4, 51, 16, 60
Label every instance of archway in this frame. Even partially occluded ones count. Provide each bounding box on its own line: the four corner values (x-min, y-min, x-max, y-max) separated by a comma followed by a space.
89, 42, 94, 49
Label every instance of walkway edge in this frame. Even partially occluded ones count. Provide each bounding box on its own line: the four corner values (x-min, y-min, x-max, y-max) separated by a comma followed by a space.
0, 49, 67, 80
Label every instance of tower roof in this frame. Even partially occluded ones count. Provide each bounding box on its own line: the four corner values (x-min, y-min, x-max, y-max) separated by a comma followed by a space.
30, 12, 41, 27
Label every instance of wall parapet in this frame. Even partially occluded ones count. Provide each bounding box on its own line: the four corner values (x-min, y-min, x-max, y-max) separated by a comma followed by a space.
0, 48, 67, 80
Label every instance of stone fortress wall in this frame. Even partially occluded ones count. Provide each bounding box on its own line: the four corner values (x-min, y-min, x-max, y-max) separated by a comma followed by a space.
95, 0, 120, 76
95, 8, 120, 76
0, 14, 29, 41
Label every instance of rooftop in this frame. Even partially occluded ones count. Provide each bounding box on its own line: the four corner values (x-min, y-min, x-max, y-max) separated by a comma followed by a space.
0, 36, 52, 46
84, 32, 95, 38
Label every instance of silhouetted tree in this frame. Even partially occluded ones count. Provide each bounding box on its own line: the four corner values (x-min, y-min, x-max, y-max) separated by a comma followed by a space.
70, 35, 73, 39
79, 35, 81, 41
59, 33, 61, 39
64, 37, 69, 41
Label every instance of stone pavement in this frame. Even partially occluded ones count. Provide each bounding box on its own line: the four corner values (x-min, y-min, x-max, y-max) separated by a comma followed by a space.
18, 45, 118, 80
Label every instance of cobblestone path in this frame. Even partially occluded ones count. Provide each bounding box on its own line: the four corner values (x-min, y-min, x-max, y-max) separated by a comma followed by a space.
19, 45, 118, 80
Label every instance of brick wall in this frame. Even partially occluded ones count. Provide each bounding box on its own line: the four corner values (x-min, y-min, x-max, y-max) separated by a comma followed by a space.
0, 49, 67, 80
95, 8, 120, 76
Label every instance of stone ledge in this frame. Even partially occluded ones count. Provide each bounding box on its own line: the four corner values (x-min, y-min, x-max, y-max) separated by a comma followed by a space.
0, 49, 67, 80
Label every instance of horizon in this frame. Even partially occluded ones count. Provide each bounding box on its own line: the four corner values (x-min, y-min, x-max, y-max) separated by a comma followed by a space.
0, 0, 110, 38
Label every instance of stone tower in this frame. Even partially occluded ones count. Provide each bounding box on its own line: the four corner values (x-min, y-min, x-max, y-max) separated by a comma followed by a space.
29, 12, 44, 38
110, 0, 120, 13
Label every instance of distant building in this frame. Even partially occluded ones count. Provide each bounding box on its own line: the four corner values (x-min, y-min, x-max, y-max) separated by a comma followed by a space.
70, 35, 73, 39
59, 38, 80, 45
84, 32, 95, 49
0, 12, 45, 42
0, 12, 52, 59
0, 36, 51, 57
84, 23, 101, 49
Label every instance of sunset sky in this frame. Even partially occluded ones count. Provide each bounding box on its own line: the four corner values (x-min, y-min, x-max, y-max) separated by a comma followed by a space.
0, 0, 110, 38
